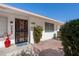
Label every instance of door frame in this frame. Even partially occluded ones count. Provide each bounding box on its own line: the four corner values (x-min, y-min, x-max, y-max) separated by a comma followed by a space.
15, 18, 28, 44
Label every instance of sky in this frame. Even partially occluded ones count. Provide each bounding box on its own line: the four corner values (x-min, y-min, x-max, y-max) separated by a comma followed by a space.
6, 3, 79, 23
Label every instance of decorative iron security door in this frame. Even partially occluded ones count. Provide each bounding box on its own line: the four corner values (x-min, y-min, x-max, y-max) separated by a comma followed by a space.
15, 18, 28, 44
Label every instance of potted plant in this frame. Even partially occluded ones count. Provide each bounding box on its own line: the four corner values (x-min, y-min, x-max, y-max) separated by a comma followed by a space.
4, 32, 11, 48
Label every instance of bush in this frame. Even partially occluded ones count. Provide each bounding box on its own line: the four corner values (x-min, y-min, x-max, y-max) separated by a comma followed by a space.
60, 19, 79, 56
53, 33, 56, 39
33, 26, 43, 43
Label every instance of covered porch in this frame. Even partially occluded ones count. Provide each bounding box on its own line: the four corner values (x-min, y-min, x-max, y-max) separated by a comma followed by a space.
0, 16, 29, 48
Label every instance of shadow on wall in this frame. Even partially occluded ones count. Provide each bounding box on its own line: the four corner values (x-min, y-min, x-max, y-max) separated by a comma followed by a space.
39, 49, 64, 56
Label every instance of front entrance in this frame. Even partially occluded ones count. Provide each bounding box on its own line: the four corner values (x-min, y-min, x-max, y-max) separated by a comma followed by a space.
15, 18, 28, 44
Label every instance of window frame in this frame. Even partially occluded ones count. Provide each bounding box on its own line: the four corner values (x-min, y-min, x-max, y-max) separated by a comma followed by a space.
45, 22, 54, 32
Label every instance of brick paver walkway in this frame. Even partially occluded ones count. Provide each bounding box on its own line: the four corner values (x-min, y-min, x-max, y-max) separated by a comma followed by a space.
0, 39, 64, 56
33, 39, 64, 56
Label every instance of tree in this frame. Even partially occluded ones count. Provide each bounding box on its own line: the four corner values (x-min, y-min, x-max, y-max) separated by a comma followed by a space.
60, 19, 79, 56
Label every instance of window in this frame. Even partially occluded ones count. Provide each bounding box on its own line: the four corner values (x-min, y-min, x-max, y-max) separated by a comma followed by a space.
45, 22, 54, 32
0, 17, 8, 35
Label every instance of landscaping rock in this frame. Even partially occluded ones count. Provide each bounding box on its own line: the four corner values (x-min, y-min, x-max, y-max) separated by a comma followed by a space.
6, 44, 39, 56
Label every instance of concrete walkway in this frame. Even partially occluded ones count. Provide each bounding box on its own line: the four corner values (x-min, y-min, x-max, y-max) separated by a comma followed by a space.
0, 39, 64, 56
0, 43, 28, 56
33, 39, 64, 56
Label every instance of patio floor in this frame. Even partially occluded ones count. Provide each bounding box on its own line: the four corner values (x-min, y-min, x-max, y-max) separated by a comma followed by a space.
33, 39, 64, 56
0, 39, 64, 56
0, 43, 28, 56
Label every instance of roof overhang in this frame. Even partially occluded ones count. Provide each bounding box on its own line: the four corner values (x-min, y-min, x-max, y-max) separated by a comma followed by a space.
0, 4, 64, 25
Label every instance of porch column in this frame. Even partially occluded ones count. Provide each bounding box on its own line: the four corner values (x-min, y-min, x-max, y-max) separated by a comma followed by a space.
8, 16, 15, 44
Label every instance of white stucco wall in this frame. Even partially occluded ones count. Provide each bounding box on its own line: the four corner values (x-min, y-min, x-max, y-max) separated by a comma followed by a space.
0, 17, 8, 48
29, 16, 45, 43
29, 16, 61, 43
0, 9, 62, 48
7, 16, 15, 44
8, 14, 29, 45
0, 12, 29, 48
0, 17, 8, 35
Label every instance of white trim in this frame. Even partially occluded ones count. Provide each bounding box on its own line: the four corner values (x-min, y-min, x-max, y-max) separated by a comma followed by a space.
0, 4, 64, 24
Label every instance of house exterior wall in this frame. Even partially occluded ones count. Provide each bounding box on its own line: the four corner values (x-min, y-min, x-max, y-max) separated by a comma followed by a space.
0, 12, 30, 48
7, 15, 30, 45
29, 16, 61, 43
0, 17, 8, 47
29, 16, 45, 43
0, 17, 8, 34
0, 8, 62, 48
0, 16, 15, 47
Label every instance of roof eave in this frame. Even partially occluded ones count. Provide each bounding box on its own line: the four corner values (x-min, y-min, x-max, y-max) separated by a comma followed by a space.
0, 4, 64, 24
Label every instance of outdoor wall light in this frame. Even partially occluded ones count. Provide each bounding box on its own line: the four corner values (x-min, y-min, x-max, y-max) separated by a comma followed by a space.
10, 21, 13, 34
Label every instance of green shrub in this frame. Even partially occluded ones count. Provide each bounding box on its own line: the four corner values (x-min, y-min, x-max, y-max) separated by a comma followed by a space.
60, 19, 79, 56
33, 26, 43, 43
53, 33, 56, 39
